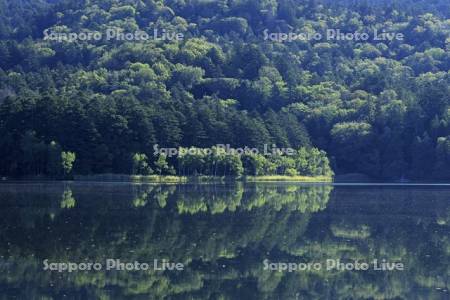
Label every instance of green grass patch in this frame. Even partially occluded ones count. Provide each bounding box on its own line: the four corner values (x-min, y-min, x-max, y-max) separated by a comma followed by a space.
74, 174, 332, 183
244, 175, 333, 182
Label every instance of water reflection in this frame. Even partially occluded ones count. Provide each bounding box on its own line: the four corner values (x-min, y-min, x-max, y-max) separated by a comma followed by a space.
0, 183, 448, 299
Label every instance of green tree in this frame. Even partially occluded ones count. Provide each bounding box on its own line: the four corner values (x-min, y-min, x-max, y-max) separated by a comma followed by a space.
154, 154, 173, 175
132, 153, 152, 175
61, 151, 76, 177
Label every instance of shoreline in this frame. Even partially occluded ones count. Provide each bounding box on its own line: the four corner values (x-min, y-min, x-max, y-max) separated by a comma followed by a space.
76, 174, 334, 183
1, 174, 333, 183
3, 175, 449, 184
2, 175, 448, 185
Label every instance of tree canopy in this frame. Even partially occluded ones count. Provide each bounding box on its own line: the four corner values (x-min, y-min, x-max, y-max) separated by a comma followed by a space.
0, 0, 448, 180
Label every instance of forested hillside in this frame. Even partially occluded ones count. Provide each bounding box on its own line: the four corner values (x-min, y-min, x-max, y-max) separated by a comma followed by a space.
0, 0, 448, 180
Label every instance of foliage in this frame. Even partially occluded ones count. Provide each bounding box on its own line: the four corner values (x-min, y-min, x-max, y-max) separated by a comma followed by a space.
61, 151, 76, 177
0, 0, 448, 180
174, 146, 333, 177
132, 153, 152, 175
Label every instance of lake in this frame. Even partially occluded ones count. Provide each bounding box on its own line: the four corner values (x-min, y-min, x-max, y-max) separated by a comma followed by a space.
0, 182, 448, 299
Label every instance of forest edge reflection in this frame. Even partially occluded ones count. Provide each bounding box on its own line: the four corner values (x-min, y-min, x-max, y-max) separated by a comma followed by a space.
0, 182, 448, 299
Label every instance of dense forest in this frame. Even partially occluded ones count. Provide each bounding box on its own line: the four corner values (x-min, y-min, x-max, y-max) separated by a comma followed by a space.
0, 0, 448, 180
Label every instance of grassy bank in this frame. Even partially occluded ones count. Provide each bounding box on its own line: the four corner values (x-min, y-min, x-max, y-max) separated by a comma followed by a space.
74, 174, 188, 183
244, 175, 333, 182
73, 174, 333, 183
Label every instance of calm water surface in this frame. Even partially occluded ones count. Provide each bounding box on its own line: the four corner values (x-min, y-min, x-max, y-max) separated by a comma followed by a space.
0, 182, 448, 299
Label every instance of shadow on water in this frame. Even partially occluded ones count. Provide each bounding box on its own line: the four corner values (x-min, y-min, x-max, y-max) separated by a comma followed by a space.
0, 182, 448, 299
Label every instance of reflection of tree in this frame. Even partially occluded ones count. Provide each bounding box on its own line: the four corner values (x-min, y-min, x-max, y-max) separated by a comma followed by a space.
175, 183, 244, 214
173, 183, 332, 214
0, 184, 448, 299
60, 188, 76, 209
260, 188, 450, 300
132, 187, 150, 208
131, 185, 177, 209
0, 183, 331, 298
329, 222, 371, 239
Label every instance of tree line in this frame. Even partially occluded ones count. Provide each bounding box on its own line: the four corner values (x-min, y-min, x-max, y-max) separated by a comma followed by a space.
132, 146, 333, 177
0, 0, 448, 180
